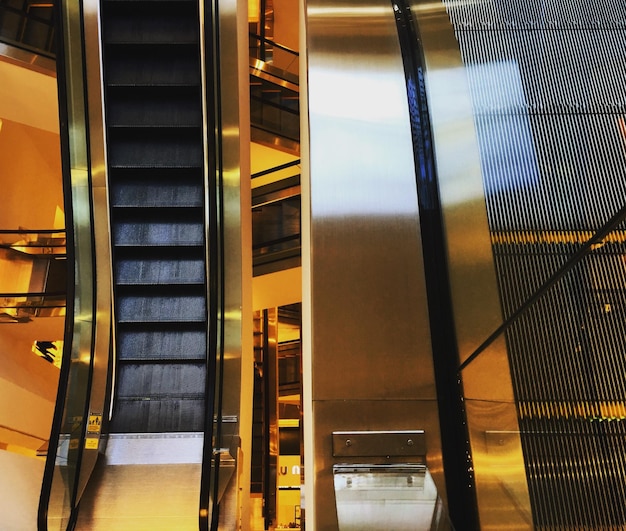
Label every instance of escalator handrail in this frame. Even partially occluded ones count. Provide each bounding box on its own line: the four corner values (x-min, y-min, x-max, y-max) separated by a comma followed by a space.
199, 0, 224, 528
249, 32, 299, 58
251, 160, 300, 180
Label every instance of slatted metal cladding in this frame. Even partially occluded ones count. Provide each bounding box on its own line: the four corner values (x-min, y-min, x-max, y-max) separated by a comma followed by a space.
442, 0, 626, 527
101, 0, 208, 433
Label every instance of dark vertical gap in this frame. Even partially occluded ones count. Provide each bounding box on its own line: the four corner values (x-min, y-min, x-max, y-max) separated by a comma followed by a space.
200, 0, 224, 528
262, 309, 272, 530
391, 1, 480, 528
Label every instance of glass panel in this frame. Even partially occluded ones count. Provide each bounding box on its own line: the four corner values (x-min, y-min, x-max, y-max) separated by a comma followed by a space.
45, 0, 95, 527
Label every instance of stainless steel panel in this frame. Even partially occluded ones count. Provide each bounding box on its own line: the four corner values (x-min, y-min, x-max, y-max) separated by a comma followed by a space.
210, 0, 252, 527
332, 430, 426, 458
306, 0, 437, 401
75, 0, 114, 503
304, 0, 444, 527
411, 1, 531, 528
333, 464, 441, 531
311, 400, 444, 530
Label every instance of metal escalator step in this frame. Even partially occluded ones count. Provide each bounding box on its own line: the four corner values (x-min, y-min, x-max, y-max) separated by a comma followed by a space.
116, 362, 206, 397
116, 294, 206, 322
104, 45, 200, 86
102, 6, 198, 45
111, 181, 203, 208
113, 220, 204, 247
107, 165, 202, 182
103, 0, 195, 4
117, 328, 206, 361
106, 89, 201, 127
110, 397, 205, 433
115, 257, 205, 285
107, 132, 203, 168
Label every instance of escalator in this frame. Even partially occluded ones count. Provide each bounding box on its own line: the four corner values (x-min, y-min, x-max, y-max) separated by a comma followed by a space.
39, 0, 225, 528
102, 0, 208, 436
78, 0, 214, 526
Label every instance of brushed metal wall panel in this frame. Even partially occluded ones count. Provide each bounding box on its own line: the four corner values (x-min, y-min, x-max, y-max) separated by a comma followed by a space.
305, 0, 443, 527
307, 0, 436, 402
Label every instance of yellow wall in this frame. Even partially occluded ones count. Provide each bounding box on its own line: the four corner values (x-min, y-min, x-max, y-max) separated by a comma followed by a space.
0, 54, 63, 456
0, 118, 63, 229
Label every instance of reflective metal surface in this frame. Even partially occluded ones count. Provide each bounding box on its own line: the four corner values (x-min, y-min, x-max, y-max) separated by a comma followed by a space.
410, 1, 531, 528
304, 1, 444, 527
76, 0, 113, 503
422, 0, 626, 528
209, 0, 252, 527
333, 465, 444, 531
41, 0, 98, 527
75, 434, 203, 530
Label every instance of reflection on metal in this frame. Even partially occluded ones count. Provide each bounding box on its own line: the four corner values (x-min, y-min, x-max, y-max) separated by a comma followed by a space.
332, 430, 426, 458
304, 0, 444, 528
214, 447, 237, 504
437, 0, 626, 527
0, 42, 55, 74
333, 464, 445, 531
250, 58, 299, 91
74, 434, 203, 531
208, 0, 250, 527
38, 0, 97, 526
76, 0, 114, 505
410, 0, 532, 527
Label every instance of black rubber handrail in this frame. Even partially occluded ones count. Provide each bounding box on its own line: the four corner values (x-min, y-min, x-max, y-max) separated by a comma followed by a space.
458, 202, 626, 373
199, 0, 223, 529
251, 159, 300, 180
392, 1, 479, 528
249, 32, 299, 58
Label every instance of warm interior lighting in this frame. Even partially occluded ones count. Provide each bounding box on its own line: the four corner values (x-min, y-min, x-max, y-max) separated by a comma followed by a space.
248, 0, 260, 23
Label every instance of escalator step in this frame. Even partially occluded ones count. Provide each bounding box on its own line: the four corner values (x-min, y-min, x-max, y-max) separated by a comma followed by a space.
113, 220, 204, 246
117, 329, 206, 361
115, 257, 205, 285
106, 86, 201, 127
116, 294, 206, 322
116, 362, 206, 397
108, 166, 203, 183
102, 6, 198, 45
111, 181, 203, 208
110, 397, 205, 433
107, 128, 203, 168
105, 44, 200, 86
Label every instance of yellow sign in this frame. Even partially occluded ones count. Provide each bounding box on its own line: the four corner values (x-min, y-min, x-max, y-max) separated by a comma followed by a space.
85, 438, 99, 450
87, 414, 102, 434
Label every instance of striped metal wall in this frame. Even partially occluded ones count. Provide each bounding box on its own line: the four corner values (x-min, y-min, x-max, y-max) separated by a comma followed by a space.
442, 0, 626, 527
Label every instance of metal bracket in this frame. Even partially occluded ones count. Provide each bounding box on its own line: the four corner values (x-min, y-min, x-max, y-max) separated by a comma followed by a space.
332, 430, 426, 458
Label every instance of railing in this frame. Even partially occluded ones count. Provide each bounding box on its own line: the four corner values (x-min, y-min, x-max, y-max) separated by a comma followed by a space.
0, 0, 56, 57
252, 172, 301, 275
0, 229, 67, 323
